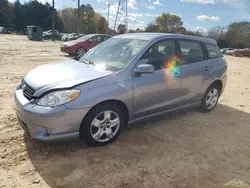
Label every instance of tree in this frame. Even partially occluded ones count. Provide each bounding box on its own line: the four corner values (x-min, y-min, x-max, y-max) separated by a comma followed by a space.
185, 30, 203, 36
156, 13, 183, 33
136, 28, 144, 32
60, 8, 77, 32
0, 0, 14, 27
12, 0, 25, 33
207, 26, 227, 40
226, 22, 250, 48
145, 22, 159, 32
85, 4, 94, 31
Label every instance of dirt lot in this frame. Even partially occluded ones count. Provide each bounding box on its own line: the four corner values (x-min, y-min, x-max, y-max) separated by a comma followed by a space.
0, 34, 250, 188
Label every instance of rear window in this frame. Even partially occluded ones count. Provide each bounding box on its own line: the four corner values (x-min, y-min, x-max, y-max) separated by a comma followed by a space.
205, 43, 223, 58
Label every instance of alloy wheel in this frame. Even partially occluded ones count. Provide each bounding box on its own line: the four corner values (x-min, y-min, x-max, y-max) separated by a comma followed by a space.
76, 48, 85, 57
205, 88, 219, 110
90, 110, 120, 142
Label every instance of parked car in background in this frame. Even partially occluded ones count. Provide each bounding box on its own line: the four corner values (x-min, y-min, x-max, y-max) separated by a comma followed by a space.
43, 30, 63, 40
61, 33, 78, 41
62, 33, 80, 41
0, 27, 4, 33
0, 27, 10, 34
43, 30, 58, 36
61, 34, 111, 57
225, 48, 236, 55
61, 33, 70, 41
221, 48, 229, 54
233, 48, 250, 57
15, 33, 227, 146
67, 33, 85, 41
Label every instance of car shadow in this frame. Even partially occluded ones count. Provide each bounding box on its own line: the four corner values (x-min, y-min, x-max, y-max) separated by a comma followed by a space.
24, 104, 250, 188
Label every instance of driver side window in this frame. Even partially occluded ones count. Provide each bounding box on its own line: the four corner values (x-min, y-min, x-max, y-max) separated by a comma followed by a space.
139, 40, 176, 71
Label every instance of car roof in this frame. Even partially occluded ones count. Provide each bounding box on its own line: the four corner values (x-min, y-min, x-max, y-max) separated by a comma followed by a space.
114, 32, 217, 45
87, 34, 111, 37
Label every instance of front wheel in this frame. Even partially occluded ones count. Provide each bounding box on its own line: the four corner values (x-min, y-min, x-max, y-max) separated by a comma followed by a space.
201, 85, 220, 112
76, 48, 86, 58
81, 104, 124, 146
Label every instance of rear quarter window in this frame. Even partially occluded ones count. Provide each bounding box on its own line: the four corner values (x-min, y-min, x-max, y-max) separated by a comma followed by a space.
205, 43, 223, 59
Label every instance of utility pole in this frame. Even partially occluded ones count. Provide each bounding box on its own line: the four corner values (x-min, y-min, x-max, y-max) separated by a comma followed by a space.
77, 0, 80, 34
114, 0, 128, 32
114, 0, 121, 31
52, 0, 55, 41
125, 0, 128, 33
107, 2, 110, 34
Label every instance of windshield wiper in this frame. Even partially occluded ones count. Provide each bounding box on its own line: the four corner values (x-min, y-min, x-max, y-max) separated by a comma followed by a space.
81, 58, 96, 66
79, 58, 95, 65
88, 60, 96, 66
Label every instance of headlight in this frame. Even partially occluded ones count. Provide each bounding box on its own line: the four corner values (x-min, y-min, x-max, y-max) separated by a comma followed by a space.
37, 89, 80, 107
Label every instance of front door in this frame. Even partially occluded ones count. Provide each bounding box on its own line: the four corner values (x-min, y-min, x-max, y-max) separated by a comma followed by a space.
133, 39, 183, 118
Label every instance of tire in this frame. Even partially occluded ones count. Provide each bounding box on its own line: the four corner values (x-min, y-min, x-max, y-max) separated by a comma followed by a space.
80, 104, 124, 147
76, 48, 86, 58
201, 84, 221, 112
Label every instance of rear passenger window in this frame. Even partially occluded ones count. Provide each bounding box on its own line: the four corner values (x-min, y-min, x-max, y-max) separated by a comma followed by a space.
205, 43, 223, 58
179, 40, 204, 64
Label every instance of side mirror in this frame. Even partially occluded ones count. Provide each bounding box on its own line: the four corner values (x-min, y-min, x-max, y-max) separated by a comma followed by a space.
88, 39, 92, 43
134, 64, 154, 75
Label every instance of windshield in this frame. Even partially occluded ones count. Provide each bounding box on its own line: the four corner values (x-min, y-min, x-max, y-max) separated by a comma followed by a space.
77, 35, 93, 41
79, 38, 148, 71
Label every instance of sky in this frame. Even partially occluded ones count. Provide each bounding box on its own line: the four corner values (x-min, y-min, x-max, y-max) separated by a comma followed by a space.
10, 0, 250, 32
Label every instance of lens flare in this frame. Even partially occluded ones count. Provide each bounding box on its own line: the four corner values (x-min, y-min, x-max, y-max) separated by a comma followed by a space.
163, 56, 183, 83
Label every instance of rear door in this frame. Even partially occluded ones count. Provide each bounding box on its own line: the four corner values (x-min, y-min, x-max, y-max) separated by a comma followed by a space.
178, 39, 210, 104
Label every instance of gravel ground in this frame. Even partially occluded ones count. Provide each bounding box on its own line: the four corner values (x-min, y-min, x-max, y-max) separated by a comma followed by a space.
0, 34, 250, 188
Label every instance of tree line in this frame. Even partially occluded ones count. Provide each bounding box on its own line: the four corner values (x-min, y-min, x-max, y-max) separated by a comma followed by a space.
1, 0, 249, 48
141, 13, 250, 48
0, 0, 108, 34
207, 23, 250, 48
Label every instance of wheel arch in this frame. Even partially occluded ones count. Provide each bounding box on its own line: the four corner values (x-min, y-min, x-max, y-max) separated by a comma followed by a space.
79, 99, 129, 139
209, 79, 223, 95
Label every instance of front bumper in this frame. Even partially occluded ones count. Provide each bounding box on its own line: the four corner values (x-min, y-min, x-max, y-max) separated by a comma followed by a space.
60, 46, 74, 54
14, 88, 90, 142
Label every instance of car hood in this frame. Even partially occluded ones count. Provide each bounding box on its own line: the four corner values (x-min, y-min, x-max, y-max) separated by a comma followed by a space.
24, 59, 113, 96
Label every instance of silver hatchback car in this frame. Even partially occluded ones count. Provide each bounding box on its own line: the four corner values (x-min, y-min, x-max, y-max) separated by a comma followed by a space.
14, 33, 227, 146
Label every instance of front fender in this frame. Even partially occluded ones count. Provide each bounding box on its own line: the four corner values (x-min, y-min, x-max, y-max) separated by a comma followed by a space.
65, 79, 133, 118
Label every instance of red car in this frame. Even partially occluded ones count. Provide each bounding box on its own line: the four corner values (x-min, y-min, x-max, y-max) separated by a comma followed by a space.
233, 48, 250, 57
61, 34, 111, 57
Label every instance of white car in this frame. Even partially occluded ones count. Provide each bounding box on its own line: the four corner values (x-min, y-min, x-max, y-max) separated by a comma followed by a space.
225, 48, 236, 55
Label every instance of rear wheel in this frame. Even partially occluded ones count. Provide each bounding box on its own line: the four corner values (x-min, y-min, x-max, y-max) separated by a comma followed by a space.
76, 48, 86, 58
80, 104, 124, 146
201, 84, 220, 112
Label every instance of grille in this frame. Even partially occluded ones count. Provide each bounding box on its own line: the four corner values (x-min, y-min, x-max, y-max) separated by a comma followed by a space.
22, 82, 35, 100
